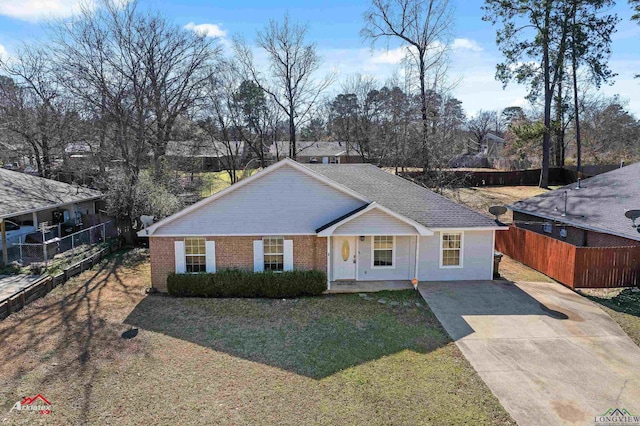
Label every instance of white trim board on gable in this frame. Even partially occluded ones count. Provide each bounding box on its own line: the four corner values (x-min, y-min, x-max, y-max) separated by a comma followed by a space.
140, 159, 369, 237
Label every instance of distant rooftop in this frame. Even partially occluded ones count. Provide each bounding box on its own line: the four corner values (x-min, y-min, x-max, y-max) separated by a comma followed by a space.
271, 141, 358, 157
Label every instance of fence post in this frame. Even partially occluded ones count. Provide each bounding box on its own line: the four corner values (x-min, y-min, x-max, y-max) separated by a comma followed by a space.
19, 242, 22, 262
43, 241, 47, 264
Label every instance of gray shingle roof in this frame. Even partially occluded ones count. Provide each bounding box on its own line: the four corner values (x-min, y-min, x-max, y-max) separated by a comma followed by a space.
510, 162, 640, 241
0, 168, 103, 219
304, 163, 500, 229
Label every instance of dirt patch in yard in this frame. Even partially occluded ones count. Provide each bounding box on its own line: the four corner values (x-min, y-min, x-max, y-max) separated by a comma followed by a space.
0, 249, 513, 425
442, 186, 553, 223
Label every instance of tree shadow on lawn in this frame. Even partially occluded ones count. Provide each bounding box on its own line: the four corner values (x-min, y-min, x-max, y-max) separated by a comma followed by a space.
0, 249, 150, 423
124, 290, 451, 379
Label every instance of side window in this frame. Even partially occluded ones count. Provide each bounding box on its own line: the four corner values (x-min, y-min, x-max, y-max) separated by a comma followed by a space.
441, 233, 463, 268
185, 237, 206, 273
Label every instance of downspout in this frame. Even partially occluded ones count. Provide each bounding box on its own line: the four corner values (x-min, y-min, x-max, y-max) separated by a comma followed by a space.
414, 235, 420, 283
326, 237, 331, 290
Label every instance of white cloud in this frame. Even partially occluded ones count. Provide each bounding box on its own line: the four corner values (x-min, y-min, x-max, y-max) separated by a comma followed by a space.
509, 97, 529, 108
0, 0, 129, 22
369, 47, 408, 65
0, 43, 6, 59
184, 22, 227, 38
452, 38, 483, 52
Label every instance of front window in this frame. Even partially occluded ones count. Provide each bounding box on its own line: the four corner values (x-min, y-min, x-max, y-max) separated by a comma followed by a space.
373, 236, 394, 267
185, 237, 206, 273
264, 236, 284, 271
441, 233, 462, 267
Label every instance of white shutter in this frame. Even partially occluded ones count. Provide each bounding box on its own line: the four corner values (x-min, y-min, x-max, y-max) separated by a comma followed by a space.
205, 241, 216, 273
174, 240, 186, 273
284, 240, 293, 271
253, 240, 264, 272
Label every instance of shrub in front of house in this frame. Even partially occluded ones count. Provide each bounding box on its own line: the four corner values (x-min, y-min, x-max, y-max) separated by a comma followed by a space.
167, 269, 327, 298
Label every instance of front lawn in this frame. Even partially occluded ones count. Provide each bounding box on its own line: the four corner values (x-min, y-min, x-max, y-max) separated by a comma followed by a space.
0, 250, 513, 425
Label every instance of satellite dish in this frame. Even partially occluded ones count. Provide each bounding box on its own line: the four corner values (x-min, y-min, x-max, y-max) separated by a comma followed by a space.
624, 210, 640, 228
140, 215, 155, 229
489, 205, 508, 221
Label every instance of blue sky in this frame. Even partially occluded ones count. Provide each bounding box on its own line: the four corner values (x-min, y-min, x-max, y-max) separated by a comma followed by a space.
0, 0, 638, 117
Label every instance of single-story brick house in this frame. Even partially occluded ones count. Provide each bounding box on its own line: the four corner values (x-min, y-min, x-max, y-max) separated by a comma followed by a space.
510, 162, 640, 247
141, 159, 506, 292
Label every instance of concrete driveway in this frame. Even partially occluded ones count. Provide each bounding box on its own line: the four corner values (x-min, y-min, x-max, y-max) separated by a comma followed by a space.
420, 280, 640, 426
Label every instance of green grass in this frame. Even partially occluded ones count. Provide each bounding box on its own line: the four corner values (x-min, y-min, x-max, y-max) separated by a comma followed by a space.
194, 169, 259, 197
581, 288, 640, 347
0, 252, 513, 425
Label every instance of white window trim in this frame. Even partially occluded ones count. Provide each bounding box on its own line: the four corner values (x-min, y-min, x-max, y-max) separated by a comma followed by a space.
439, 232, 464, 269
371, 235, 396, 269
263, 236, 285, 272
184, 237, 207, 274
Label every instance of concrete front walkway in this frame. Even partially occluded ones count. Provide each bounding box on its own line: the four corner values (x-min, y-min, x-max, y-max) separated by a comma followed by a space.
326, 280, 413, 293
419, 280, 640, 426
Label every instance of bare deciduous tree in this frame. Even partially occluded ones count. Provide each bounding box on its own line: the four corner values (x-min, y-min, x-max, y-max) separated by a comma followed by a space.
362, 0, 453, 169
234, 14, 334, 158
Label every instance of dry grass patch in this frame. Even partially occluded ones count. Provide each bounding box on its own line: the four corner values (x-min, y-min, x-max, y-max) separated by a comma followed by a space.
0, 250, 513, 425
442, 186, 553, 223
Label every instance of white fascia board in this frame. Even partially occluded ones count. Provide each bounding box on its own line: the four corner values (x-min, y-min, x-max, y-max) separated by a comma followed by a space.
317, 202, 434, 237
141, 158, 370, 236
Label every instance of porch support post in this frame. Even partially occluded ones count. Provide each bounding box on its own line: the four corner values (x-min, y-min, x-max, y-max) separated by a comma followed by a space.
326, 236, 331, 290
414, 235, 420, 281
32, 212, 38, 230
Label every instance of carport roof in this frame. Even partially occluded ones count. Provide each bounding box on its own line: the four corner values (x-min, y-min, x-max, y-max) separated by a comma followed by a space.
0, 168, 103, 219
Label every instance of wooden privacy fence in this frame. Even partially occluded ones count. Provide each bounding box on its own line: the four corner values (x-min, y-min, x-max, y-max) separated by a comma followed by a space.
495, 226, 640, 288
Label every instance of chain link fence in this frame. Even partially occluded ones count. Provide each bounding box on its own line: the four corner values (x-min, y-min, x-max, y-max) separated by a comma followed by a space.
2, 221, 119, 272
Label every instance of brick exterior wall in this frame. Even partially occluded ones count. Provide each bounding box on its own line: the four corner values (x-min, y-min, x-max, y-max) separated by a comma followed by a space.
149, 235, 328, 291
513, 212, 639, 248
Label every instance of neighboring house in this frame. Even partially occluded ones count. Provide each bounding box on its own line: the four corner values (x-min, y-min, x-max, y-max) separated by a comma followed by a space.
270, 141, 363, 164
0, 168, 103, 261
140, 158, 505, 292
64, 142, 93, 160
165, 140, 247, 172
510, 162, 640, 247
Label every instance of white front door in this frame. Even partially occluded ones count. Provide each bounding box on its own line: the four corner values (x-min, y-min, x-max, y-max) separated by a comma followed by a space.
333, 236, 356, 280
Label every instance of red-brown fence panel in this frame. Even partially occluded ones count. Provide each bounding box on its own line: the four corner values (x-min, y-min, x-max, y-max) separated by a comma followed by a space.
574, 247, 640, 288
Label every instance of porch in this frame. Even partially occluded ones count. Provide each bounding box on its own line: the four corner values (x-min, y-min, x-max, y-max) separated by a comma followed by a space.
325, 280, 414, 294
